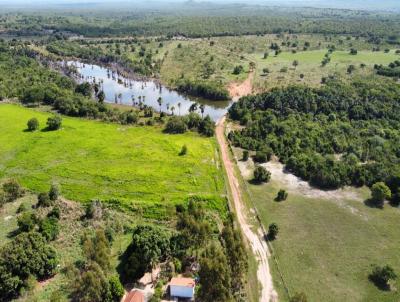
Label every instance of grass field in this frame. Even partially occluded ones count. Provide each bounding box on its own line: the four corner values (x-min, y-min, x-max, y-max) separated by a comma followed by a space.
232, 147, 400, 302
0, 104, 225, 218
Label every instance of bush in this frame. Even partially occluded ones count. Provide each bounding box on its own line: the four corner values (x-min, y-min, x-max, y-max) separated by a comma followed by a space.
108, 276, 124, 302
49, 184, 60, 201
242, 150, 249, 161
27, 118, 39, 131
17, 212, 37, 232
38, 192, 53, 207
370, 265, 397, 289
253, 166, 271, 183
268, 223, 279, 240
276, 189, 288, 201
46, 115, 62, 131
179, 145, 188, 156
371, 182, 391, 207
2, 179, 24, 202
253, 150, 271, 163
48, 207, 61, 220
39, 217, 59, 241
164, 116, 187, 134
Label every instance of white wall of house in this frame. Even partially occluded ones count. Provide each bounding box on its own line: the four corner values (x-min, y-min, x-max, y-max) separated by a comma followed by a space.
170, 285, 194, 298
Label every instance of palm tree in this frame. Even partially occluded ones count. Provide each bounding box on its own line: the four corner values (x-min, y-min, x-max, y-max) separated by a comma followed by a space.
157, 97, 163, 113
178, 102, 181, 116
171, 106, 175, 116
131, 95, 135, 107
166, 103, 170, 114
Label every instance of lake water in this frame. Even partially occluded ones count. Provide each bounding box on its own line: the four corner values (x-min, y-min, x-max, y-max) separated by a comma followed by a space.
67, 61, 232, 121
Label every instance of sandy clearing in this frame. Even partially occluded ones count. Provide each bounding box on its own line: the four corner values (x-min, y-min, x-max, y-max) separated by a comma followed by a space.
228, 71, 254, 100
216, 117, 278, 302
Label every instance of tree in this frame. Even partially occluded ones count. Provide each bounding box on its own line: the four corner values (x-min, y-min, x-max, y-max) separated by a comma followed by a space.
164, 116, 187, 134
293, 60, 299, 69
370, 265, 397, 289
97, 90, 105, 103
276, 189, 288, 201
198, 244, 232, 302
253, 166, 271, 183
46, 115, 62, 131
350, 48, 358, 55
263, 52, 269, 59
27, 118, 39, 131
290, 292, 308, 302
268, 223, 279, 240
82, 229, 111, 271
179, 145, 188, 156
17, 212, 37, 232
242, 150, 249, 161
122, 225, 170, 281
39, 217, 59, 241
233, 65, 244, 75
75, 82, 92, 97
0, 232, 58, 300
49, 184, 60, 201
157, 97, 163, 113
371, 182, 391, 207
347, 65, 356, 74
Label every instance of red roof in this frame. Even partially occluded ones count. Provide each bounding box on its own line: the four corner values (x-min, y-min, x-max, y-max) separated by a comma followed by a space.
124, 290, 144, 302
169, 277, 195, 288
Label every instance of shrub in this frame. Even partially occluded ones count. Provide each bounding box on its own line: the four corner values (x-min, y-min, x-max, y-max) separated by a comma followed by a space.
179, 145, 188, 156
39, 217, 59, 241
371, 182, 391, 207
233, 65, 244, 75
17, 212, 37, 232
48, 207, 61, 220
46, 115, 62, 131
276, 189, 288, 201
253, 166, 271, 183
242, 150, 249, 161
253, 150, 271, 163
27, 118, 39, 131
37, 192, 53, 207
268, 223, 279, 240
108, 276, 124, 302
164, 116, 187, 134
2, 179, 24, 202
49, 184, 60, 201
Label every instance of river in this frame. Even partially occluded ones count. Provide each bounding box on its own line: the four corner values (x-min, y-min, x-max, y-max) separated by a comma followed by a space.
67, 61, 232, 121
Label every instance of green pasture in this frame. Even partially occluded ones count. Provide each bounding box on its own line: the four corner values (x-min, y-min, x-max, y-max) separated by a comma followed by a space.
0, 104, 225, 217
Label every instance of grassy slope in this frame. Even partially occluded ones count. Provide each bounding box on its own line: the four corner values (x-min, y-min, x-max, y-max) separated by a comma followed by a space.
232, 148, 400, 302
0, 104, 225, 217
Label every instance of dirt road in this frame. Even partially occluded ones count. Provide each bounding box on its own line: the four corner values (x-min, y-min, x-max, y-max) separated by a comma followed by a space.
216, 116, 278, 302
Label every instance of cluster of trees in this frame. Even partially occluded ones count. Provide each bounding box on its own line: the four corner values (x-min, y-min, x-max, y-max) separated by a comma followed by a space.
164, 113, 215, 137
228, 79, 400, 197
176, 79, 229, 101
0, 181, 61, 301
375, 60, 400, 78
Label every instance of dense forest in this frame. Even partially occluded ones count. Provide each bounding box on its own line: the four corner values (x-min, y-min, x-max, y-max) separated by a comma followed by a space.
228, 78, 400, 200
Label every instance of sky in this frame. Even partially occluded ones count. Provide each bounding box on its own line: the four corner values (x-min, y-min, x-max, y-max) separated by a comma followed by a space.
0, 0, 399, 11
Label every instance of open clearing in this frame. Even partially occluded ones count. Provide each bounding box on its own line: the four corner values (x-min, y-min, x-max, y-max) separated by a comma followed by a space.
232, 146, 400, 302
0, 104, 225, 218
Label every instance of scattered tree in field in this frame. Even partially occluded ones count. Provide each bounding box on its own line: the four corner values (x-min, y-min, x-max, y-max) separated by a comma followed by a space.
369, 265, 397, 290
276, 189, 288, 201
253, 166, 271, 183
179, 145, 188, 156
198, 243, 232, 302
300, 73, 305, 79
233, 65, 244, 75
293, 60, 299, 69
371, 182, 391, 207
263, 52, 269, 59
27, 118, 39, 131
262, 67, 270, 75
268, 223, 279, 240
290, 292, 308, 302
242, 150, 249, 161
347, 64, 356, 74
46, 115, 62, 131
350, 48, 358, 55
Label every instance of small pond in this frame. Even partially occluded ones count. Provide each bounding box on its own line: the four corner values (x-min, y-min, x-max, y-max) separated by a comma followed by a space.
67, 61, 232, 121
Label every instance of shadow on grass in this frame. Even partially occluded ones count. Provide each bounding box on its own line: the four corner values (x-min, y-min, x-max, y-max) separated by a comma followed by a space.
248, 179, 265, 185
363, 198, 384, 209
368, 275, 392, 291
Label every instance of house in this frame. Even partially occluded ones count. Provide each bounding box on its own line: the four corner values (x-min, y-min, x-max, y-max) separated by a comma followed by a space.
124, 290, 145, 302
169, 277, 195, 300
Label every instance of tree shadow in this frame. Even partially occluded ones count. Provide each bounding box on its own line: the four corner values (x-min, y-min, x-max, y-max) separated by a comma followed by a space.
368, 275, 391, 291
363, 198, 384, 209
248, 179, 264, 185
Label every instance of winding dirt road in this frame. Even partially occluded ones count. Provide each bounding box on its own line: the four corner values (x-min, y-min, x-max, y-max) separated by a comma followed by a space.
216, 116, 278, 302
